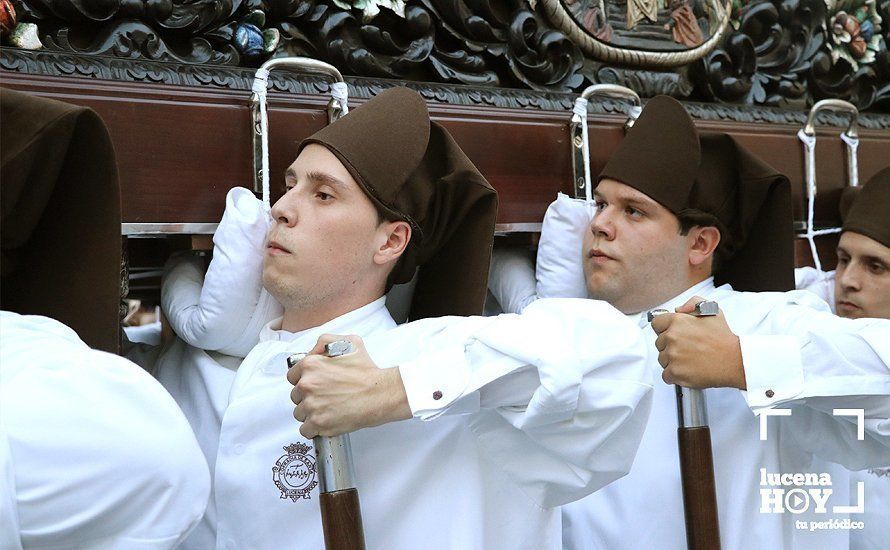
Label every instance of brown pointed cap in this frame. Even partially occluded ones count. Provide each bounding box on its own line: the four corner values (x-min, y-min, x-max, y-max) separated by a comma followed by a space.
299, 87, 498, 320
839, 186, 860, 221
1, 88, 121, 352
596, 95, 701, 211
842, 167, 890, 247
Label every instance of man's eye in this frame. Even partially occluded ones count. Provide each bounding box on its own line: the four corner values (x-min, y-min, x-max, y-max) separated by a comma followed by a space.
594, 201, 606, 211
626, 207, 642, 218
836, 256, 849, 267
316, 192, 332, 201
868, 263, 886, 275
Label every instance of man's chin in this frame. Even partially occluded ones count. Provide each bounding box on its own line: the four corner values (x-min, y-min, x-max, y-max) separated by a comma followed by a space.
586, 278, 621, 305
261, 269, 286, 300
837, 307, 866, 320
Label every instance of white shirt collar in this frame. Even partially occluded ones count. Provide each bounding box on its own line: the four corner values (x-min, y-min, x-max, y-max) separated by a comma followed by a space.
259, 296, 392, 344
239, 297, 395, 378
629, 277, 717, 329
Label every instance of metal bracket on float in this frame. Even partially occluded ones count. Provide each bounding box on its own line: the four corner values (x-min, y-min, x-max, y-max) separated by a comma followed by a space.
796, 99, 860, 271
570, 84, 642, 200
249, 57, 348, 204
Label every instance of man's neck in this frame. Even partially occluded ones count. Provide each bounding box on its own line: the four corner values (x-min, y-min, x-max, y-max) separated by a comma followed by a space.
651, 277, 716, 314
621, 275, 714, 315
280, 294, 384, 333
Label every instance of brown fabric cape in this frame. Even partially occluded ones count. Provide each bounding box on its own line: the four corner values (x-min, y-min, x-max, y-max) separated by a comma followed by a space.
1, 88, 122, 353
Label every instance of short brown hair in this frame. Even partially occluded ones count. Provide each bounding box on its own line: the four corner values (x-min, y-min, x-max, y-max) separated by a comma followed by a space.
676, 208, 731, 275
374, 203, 403, 225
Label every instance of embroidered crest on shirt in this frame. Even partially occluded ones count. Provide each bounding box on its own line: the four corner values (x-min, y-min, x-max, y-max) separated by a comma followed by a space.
272, 442, 318, 501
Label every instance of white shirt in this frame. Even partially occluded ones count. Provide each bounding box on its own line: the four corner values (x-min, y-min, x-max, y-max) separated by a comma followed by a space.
794, 266, 836, 313
160, 296, 654, 549
0, 312, 210, 550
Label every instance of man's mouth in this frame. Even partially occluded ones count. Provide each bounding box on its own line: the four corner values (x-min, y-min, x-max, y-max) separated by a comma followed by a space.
267, 240, 291, 255
837, 299, 861, 312
587, 248, 615, 264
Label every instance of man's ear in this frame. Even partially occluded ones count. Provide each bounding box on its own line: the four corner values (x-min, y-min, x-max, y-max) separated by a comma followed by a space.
689, 226, 721, 268
374, 221, 412, 267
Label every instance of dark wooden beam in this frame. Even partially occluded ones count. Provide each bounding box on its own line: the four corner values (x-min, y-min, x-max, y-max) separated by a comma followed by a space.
4, 72, 888, 270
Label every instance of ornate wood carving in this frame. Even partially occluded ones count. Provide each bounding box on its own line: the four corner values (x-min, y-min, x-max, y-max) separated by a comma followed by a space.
2, 0, 888, 110
695, 0, 889, 110
5, 47, 889, 127
540, 0, 734, 67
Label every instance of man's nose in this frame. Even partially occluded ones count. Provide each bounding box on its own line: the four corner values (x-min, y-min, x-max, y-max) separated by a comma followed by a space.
270, 192, 298, 227
589, 208, 615, 240
839, 262, 862, 291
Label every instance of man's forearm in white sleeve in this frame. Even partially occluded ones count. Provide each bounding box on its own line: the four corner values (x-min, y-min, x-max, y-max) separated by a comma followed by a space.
368, 298, 654, 507
738, 296, 890, 467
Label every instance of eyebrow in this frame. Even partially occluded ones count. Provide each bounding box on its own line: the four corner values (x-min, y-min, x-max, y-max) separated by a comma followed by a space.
307, 170, 348, 189
593, 190, 656, 210
837, 246, 889, 265
284, 169, 348, 190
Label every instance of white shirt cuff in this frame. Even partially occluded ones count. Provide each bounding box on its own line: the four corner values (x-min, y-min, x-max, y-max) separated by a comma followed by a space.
740, 334, 805, 412
397, 344, 479, 420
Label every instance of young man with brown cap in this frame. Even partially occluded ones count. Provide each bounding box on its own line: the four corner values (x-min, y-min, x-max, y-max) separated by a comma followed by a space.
488, 96, 889, 549
153, 87, 655, 549
795, 167, 890, 320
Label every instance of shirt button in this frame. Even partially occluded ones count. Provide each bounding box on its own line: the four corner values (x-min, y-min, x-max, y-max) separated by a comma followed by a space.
432, 390, 443, 400
234, 444, 245, 455
765, 389, 775, 398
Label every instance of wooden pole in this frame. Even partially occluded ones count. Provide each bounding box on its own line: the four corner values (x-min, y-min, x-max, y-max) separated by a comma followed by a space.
677, 425, 720, 549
